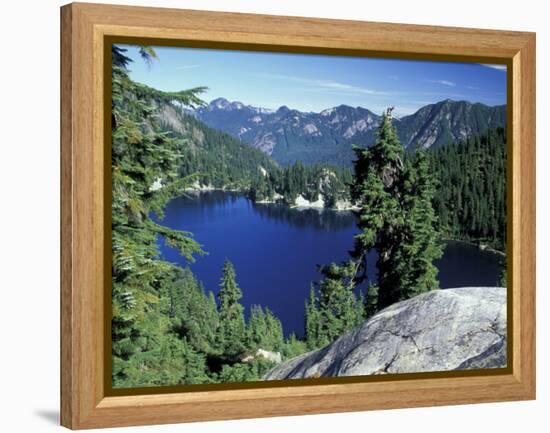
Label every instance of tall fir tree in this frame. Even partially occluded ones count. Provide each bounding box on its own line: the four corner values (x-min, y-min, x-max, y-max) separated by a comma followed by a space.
305, 286, 323, 349
397, 148, 443, 299
304, 111, 417, 348
350, 109, 441, 311
217, 260, 247, 358
351, 110, 405, 310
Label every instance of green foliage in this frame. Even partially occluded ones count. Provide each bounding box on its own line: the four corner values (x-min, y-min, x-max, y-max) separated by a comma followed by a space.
304, 286, 324, 349
115, 53, 353, 209
248, 161, 352, 206
112, 335, 210, 388
165, 113, 353, 206
111, 44, 210, 387
427, 127, 507, 251
152, 104, 353, 206
216, 358, 276, 383
138, 46, 158, 67
396, 100, 507, 150
364, 283, 379, 318
169, 114, 279, 191
112, 46, 133, 69
387, 147, 443, 303
247, 305, 284, 353
341, 112, 443, 313
282, 333, 309, 359
160, 268, 219, 356
198, 99, 505, 168
216, 260, 247, 358
305, 262, 365, 349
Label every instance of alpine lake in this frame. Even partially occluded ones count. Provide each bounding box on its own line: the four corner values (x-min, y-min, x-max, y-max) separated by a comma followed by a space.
153, 191, 505, 337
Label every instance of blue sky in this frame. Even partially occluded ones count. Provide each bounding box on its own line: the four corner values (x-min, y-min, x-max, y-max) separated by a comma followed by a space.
118, 44, 507, 116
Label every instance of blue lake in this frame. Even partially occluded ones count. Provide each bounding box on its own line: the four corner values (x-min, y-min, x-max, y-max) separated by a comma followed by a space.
153, 191, 504, 337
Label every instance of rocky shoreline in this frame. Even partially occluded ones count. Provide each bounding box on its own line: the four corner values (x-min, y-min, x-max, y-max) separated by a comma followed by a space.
183, 185, 357, 211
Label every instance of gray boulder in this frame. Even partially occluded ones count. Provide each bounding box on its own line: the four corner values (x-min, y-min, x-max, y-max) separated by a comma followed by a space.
264, 287, 506, 380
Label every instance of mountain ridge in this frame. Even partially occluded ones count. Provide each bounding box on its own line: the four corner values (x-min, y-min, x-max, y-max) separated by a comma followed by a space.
191, 97, 506, 166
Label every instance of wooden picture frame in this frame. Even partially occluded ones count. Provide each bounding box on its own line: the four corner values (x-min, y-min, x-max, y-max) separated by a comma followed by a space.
60, 2, 536, 429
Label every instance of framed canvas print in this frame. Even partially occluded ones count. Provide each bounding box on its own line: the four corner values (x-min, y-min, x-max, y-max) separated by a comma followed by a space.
60, 2, 536, 429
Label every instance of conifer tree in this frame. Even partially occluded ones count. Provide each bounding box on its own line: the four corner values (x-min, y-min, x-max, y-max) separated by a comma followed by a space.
305, 286, 323, 349
245, 305, 284, 353
163, 268, 220, 356
247, 305, 268, 350
350, 109, 442, 311
351, 110, 405, 310
397, 148, 443, 298
263, 307, 285, 352
305, 262, 364, 348
217, 260, 246, 358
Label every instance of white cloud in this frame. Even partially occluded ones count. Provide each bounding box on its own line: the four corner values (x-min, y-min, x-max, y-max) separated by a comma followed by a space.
428, 79, 456, 87
256, 73, 391, 96
480, 64, 507, 71
175, 64, 200, 70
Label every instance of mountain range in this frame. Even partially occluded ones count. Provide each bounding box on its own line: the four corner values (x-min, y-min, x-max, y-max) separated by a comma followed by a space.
191, 98, 506, 166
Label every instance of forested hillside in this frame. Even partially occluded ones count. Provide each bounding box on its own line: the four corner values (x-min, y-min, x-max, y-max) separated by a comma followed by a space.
396, 99, 507, 149
156, 106, 279, 190
155, 100, 353, 207
428, 127, 507, 251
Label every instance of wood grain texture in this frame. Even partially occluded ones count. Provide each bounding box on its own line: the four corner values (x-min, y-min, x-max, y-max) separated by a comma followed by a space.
516, 34, 536, 395
60, 2, 536, 429
60, 4, 73, 429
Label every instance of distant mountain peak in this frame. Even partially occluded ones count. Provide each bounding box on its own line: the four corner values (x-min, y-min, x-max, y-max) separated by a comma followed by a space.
209, 97, 230, 110
209, 97, 249, 110
231, 101, 245, 110
195, 98, 506, 165
320, 107, 337, 116
208, 97, 277, 114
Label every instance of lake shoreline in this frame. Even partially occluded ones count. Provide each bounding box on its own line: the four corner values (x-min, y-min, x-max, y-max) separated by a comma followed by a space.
183, 186, 357, 211
442, 238, 506, 258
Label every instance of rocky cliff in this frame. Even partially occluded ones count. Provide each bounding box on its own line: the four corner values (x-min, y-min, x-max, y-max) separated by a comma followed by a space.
264, 287, 506, 380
